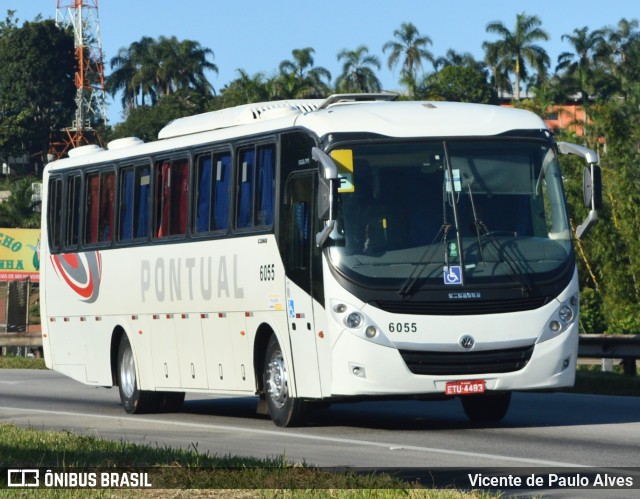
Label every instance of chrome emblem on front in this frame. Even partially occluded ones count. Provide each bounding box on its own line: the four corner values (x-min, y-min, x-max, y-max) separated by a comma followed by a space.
459, 335, 475, 350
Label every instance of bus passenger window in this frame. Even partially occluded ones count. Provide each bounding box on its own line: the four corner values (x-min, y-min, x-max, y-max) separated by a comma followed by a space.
65, 174, 82, 249
47, 178, 63, 252
236, 148, 255, 229
85, 170, 115, 245
195, 152, 231, 233
155, 159, 189, 238
119, 165, 150, 242
256, 145, 275, 226
236, 144, 275, 230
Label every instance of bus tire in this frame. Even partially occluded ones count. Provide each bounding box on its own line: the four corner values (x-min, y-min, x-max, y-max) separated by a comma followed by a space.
263, 335, 307, 427
117, 335, 159, 414
158, 391, 185, 412
461, 392, 511, 423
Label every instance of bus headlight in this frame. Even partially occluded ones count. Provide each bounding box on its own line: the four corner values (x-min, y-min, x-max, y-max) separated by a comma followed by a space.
538, 295, 578, 344
559, 305, 574, 323
345, 312, 363, 329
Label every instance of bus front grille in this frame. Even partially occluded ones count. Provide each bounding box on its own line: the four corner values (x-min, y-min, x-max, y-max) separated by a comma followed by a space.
398, 345, 534, 376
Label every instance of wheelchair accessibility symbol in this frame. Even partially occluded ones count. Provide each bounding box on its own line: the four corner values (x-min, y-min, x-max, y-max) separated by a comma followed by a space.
443, 266, 462, 285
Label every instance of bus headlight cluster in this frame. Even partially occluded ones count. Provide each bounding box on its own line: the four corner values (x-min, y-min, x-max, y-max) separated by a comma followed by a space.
539, 294, 579, 343
330, 300, 392, 347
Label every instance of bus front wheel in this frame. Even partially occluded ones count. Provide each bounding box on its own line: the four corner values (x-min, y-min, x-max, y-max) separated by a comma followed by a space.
460, 392, 511, 423
263, 335, 307, 427
117, 335, 159, 414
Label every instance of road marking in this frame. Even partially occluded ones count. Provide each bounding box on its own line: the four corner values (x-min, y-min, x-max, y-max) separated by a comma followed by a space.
0, 405, 590, 467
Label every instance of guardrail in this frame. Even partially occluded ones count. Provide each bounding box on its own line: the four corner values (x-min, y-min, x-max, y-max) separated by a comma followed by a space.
0, 332, 638, 375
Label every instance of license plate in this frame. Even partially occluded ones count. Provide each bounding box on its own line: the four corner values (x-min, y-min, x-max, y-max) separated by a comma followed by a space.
445, 380, 486, 395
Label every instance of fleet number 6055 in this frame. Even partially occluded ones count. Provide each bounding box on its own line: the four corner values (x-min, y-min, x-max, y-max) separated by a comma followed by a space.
389, 322, 417, 333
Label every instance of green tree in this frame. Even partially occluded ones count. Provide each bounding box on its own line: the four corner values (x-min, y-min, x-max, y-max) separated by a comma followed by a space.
335, 45, 382, 93
484, 12, 550, 100
220, 69, 270, 107
601, 18, 640, 102
383, 22, 434, 96
418, 65, 496, 104
153, 36, 217, 97
556, 27, 607, 103
0, 13, 75, 163
0, 177, 41, 228
273, 48, 332, 99
106, 36, 217, 114
106, 36, 158, 111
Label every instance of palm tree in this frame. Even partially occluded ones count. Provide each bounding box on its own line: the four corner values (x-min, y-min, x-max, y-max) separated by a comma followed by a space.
106, 36, 157, 111
274, 48, 332, 99
484, 12, 550, 100
601, 18, 640, 100
154, 36, 217, 97
383, 22, 434, 96
556, 27, 606, 103
335, 45, 382, 93
220, 69, 269, 106
106, 36, 217, 113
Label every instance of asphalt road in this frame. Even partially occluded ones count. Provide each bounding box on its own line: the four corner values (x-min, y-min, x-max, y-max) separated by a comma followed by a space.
2, 368, 640, 495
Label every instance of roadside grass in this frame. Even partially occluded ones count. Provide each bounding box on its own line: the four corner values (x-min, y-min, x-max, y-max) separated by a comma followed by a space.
0, 423, 489, 498
572, 364, 640, 397
0, 356, 46, 369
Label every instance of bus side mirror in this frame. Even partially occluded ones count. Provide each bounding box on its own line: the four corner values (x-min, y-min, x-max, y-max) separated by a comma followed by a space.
575, 163, 601, 239
583, 164, 602, 210
557, 142, 601, 240
312, 147, 338, 246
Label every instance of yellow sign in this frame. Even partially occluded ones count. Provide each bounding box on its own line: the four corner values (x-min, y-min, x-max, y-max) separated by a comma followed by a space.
0, 228, 40, 282
330, 149, 355, 193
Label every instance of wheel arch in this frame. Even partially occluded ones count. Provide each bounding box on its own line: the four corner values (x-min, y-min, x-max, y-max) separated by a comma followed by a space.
110, 326, 126, 386
253, 322, 275, 396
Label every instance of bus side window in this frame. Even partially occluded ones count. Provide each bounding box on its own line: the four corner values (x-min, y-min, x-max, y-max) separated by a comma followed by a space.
155, 159, 189, 238
195, 152, 231, 234
236, 148, 255, 229
119, 165, 150, 242
256, 144, 275, 227
85, 170, 115, 245
65, 174, 82, 250
236, 144, 275, 230
47, 177, 63, 252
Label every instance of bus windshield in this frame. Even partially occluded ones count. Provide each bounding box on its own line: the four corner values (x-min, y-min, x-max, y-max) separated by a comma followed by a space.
327, 139, 572, 290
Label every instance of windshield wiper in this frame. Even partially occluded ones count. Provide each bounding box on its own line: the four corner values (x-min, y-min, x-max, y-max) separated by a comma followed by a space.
464, 176, 533, 295
397, 225, 446, 297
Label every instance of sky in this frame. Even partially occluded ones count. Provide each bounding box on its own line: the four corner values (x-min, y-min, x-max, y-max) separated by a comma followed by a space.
7, 0, 640, 124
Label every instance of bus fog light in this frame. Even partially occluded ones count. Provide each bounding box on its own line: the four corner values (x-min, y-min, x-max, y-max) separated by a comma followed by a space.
345, 312, 363, 329
562, 357, 571, 370
559, 305, 574, 323
365, 326, 377, 338
334, 303, 347, 314
570, 295, 579, 307
549, 320, 561, 332
350, 363, 366, 378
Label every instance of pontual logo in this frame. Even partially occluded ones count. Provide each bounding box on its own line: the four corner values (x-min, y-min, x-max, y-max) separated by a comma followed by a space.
51, 252, 102, 303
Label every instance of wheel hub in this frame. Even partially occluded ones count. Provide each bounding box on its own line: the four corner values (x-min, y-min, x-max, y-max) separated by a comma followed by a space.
266, 353, 288, 408
120, 347, 136, 398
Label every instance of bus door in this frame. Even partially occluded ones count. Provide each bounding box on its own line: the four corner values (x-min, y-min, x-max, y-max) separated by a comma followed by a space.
283, 172, 322, 398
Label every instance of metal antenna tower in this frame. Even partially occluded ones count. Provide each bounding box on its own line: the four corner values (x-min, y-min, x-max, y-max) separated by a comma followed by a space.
54, 0, 107, 156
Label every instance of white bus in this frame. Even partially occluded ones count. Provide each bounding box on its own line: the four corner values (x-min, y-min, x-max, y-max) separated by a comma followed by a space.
40, 94, 601, 426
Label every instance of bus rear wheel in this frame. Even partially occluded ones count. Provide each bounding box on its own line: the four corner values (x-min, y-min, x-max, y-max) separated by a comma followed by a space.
460, 392, 511, 423
117, 335, 160, 414
263, 335, 307, 427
